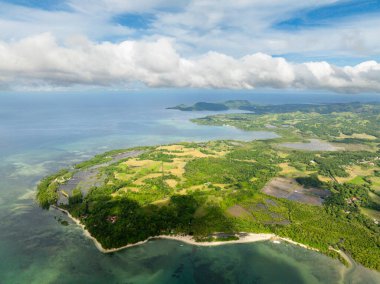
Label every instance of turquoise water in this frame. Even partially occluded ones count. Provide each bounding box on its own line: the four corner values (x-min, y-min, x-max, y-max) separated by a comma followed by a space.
1, 91, 380, 283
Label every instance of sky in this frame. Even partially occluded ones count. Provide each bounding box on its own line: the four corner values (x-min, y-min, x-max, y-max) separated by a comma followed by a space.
0, 0, 379, 93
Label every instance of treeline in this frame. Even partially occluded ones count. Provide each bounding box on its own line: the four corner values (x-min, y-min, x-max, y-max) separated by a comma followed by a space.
286, 150, 379, 178
325, 183, 371, 212
184, 157, 278, 189
268, 197, 380, 271
191, 102, 380, 141
68, 195, 199, 249
171, 101, 380, 116
138, 150, 176, 162
295, 174, 324, 188
226, 144, 281, 164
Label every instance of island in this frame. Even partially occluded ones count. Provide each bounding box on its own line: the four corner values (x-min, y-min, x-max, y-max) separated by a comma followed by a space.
37, 101, 380, 271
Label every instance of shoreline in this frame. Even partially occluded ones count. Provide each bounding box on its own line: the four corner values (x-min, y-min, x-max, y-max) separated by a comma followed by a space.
52, 206, 320, 254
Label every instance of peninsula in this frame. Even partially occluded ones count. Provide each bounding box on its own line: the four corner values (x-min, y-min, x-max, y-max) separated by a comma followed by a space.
37, 101, 380, 271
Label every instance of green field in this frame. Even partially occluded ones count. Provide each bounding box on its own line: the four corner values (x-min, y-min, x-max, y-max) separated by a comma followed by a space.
37, 102, 380, 271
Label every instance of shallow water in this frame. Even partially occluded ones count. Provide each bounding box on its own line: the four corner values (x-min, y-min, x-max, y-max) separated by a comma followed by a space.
1, 91, 380, 283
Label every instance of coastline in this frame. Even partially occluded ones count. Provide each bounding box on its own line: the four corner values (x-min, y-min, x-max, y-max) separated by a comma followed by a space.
52, 206, 319, 254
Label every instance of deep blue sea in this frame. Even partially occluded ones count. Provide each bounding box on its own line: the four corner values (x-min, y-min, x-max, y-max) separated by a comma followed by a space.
1, 90, 380, 283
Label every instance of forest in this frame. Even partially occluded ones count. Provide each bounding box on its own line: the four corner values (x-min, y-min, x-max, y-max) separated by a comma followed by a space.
36, 102, 380, 270
192, 102, 380, 142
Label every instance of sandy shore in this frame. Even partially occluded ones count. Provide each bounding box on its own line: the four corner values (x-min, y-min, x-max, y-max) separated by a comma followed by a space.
52, 206, 319, 254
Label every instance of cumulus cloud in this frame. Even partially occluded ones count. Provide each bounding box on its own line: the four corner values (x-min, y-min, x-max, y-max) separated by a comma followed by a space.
2, 0, 380, 58
0, 33, 380, 92
147, 0, 380, 58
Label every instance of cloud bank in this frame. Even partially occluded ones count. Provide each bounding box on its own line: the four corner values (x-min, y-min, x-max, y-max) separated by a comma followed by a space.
0, 33, 379, 92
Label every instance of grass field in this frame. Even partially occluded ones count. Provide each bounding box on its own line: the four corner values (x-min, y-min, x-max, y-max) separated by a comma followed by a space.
37, 101, 380, 270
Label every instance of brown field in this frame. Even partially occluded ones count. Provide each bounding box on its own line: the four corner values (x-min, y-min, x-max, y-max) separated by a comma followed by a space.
279, 163, 312, 177
339, 133, 377, 140
178, 185, 206, 194
335, 166, 374, 183
122, 158, 158, 168
262, 177, 330, 206
227, 204, 251, 217
113, 143, 232, 191
318, 175, 333, 182
114, 172, 133, 181
157, 145, 185, 152
165, 179, 178, 188
158, 145, 209, 158
134, 173, 163, 185
111, 143, 232, 197
336, 143, 374, 152
166, 159, 186, 177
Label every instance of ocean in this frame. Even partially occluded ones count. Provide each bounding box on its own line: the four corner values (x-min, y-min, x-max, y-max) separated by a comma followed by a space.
0, 90, 379, 283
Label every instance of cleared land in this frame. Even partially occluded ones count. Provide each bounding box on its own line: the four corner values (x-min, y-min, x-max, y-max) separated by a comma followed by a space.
37, 101, 380, 271
38, 139, 380, 271
57, 150, 145, 205
279, 139, 340, 151
262, 177, 330, 206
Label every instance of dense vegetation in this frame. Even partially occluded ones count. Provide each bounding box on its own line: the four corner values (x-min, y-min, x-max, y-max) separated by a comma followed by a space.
67, 195, 199, 249
168, 102, 229, 111
286, 150, 380, 179
36, 169, 70, 209
36, 102, 380, 270
184, 157, 278, 187
192, 102, 380, 142
171, 100, 380, 116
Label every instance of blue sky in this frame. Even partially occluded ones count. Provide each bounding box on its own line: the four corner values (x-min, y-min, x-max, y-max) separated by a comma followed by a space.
0, 0, 379, 92
3, 0, 379, 32
275, 0, 380, 30
1, 0, 70, 11
2, 0, 379, 58
112, 13, 159, 32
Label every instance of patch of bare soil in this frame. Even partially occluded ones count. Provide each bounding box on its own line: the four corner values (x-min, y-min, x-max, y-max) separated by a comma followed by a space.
227, 205, 251, 217
262, 177, 330, 206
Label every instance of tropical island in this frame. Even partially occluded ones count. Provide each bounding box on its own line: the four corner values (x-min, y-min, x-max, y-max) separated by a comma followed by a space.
37, 101, 380, 271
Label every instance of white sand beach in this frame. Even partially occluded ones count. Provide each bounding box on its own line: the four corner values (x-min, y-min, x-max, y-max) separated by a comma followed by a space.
53, 206, 319, 254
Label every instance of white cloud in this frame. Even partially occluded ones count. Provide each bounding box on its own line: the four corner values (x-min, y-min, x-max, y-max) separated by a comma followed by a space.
68, 0, 189, 14
147, 1, 380, 58
1, 33, 380, 92
2, 0, 379, 59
